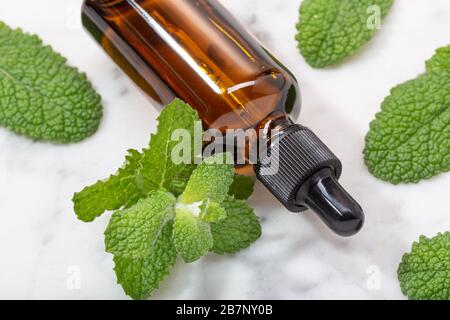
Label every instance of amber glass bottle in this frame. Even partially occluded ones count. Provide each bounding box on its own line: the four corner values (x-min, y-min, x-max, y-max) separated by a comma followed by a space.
82, 0, 364, 236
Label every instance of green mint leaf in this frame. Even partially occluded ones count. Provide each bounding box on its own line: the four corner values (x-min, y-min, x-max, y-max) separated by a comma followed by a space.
203, 201, 227, 223
138, 98, 201, 195
296, 0, 394, 68
228, 174, 255, 200
211, 196, 261, 255
105, 191, 176, 258
73, 150, 144, 222
364, 46, 450, 184
426, 45, 450, 73
179, 153, 234, 205
398, 232, 450, 300
173, 208, 213, 263
173, 154, 236, 262
0, 22, 102, 142
72, 99, 201, 221
114, 223, 177, 300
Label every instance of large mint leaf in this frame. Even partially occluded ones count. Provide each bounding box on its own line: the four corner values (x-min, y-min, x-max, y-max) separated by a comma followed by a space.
398, 232, 450, 300
296, 0, 394, 68
0, 22, 102, 142
364, 46, 450, 184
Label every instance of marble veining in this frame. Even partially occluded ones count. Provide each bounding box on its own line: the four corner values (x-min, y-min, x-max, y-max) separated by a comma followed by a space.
0, 0, 449, 299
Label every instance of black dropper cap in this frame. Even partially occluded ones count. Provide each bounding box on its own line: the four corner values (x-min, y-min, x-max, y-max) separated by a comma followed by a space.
255, 124, 364, 237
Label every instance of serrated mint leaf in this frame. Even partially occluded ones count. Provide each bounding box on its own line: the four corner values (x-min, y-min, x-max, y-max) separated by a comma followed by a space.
114, 223, 177, 300
228, 174, 255, 200
105, 191, 176, 258
179, 153, 234, 205
296, 0, 394, 68
72, 99, 201, 221
426, 45, 450, 73
211, 196, 261, 255
398, 232, 450, 300
73, 150, 144, 222
364, 46, 450, 184
173, 208, 213, 263
0, 22, 102, 142
138, 98, 201, 195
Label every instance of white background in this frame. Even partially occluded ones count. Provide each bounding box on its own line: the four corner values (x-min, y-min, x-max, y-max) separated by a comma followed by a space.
0, 0, 448, 299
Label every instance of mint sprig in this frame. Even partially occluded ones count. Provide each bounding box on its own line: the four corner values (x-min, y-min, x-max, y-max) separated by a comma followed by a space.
73, 99, 261, 300
73, 99, 200, 222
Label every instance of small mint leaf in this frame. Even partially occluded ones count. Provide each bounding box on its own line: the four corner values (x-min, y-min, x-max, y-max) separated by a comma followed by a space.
173, 208, 213, 263
203, 201, 227, 223
179, 153, 234, 205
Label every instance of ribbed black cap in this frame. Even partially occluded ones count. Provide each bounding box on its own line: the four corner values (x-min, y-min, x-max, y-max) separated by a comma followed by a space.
255, 124, 342, 212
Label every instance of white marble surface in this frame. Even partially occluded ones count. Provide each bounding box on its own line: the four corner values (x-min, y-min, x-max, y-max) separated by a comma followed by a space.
0, 0, 449, 300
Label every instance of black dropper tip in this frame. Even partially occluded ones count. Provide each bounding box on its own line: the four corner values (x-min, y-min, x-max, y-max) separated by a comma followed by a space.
296, 168, 364, 237
255, 124, 364, 237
